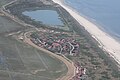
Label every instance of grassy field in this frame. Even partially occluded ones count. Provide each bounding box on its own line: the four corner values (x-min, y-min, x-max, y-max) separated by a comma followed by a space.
0, 0, 25, 33
0, 1, 68, 79
0, 36, 67, 80
0, 0, 13, 7
0, 16, 24, 34
2, 0, 120, 80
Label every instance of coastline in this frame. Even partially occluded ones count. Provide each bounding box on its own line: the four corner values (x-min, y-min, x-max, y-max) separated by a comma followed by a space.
52, 0, 120, 67
62, 0, 120, 41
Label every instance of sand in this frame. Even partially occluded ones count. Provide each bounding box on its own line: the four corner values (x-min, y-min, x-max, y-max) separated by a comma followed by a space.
52, 0, 120, 67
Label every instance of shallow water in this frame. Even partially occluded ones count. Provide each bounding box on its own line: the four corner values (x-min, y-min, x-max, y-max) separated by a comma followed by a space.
65, 0, 120, 39
22, 10, 63, 26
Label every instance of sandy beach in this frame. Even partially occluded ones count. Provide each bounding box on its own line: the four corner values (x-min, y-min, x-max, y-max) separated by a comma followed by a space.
52, 0, 120, 67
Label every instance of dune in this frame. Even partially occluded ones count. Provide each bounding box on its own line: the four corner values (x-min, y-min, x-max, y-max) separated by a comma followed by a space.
52, 0, 120, 67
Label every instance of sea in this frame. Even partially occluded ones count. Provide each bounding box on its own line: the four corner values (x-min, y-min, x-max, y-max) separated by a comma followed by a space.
65, 0, 120, 40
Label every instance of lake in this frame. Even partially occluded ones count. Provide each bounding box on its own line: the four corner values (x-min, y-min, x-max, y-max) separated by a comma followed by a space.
22, 10, 63, 26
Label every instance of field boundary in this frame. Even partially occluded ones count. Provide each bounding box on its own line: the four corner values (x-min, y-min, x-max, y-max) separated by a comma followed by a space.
24, 31, 75, 80
1, 0, 75, 79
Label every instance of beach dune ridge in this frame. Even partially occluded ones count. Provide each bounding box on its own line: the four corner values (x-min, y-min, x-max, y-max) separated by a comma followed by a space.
52, 0, 120, 67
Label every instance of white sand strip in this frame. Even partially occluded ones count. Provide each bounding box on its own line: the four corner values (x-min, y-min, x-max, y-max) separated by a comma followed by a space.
52, 0, 120, 67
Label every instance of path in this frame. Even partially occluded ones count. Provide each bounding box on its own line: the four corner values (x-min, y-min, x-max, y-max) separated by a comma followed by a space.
24, 31, 75, 80
1, 0, 76, 79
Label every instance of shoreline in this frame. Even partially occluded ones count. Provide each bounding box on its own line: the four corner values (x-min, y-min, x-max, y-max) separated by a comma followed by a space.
52, 0, 120, 67
63, 0, 120, 43
61, 0, 120, 42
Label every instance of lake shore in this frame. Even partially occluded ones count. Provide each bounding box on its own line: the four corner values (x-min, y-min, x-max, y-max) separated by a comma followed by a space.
52, 0, 120, 67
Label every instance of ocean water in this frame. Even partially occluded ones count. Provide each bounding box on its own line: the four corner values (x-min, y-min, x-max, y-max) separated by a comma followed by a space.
22, 10, 63, 26
65, 0, 120, 39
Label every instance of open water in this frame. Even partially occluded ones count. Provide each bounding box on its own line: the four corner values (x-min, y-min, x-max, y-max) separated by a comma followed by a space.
65, 0, 120, 39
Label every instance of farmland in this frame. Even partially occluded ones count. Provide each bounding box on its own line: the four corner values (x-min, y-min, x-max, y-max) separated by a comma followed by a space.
0, 16, 24, 34
0, 35, 67, 80
0, 0, 120, 80
0, 0, 13, 7
0, 1, 68, 79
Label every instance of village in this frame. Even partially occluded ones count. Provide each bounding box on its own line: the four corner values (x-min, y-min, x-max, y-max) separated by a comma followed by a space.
72, 62, 87, 80
27, 28, 88, 79
0, 0, 120, 79
29, 29, 80, 56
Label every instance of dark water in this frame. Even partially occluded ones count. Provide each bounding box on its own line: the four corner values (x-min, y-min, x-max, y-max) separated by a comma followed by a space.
22, 10, 63, 26
65, 0, 120, 39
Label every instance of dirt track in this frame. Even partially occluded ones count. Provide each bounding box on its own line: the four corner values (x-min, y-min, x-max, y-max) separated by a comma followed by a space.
24, 32, 75, 80
1, 0, 75, 79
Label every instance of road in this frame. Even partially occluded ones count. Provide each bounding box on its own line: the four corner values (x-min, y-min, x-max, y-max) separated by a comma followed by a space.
1, 0, 75, 79
1, 0, 35, 28
24, 31, 75, 80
